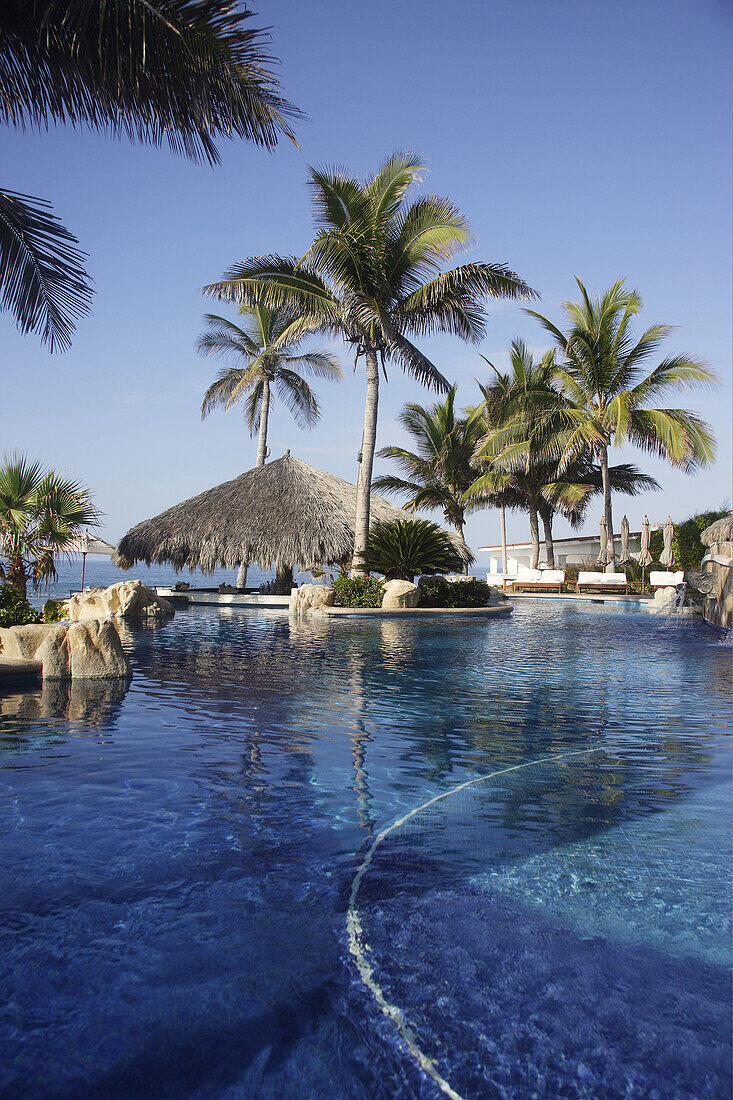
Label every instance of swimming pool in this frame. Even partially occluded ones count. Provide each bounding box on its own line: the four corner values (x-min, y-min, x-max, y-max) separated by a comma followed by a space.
0, 603, 730, 1098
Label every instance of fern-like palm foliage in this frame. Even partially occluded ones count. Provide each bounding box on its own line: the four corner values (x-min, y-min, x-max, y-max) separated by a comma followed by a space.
362, 517, 469, 582
372, 386, 485, 540
1, 0, 301, 350
203, 151, 535, 571
526, 279, 717, 566
0, 452, 99, 597
197, 306, 342, 467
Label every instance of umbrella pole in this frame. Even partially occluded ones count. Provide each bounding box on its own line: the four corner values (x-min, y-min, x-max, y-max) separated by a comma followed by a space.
81, 552, 86, 591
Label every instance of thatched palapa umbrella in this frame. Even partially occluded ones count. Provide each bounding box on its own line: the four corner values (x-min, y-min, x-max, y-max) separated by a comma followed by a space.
114, 452, 464, 592
701, 511, 733, 547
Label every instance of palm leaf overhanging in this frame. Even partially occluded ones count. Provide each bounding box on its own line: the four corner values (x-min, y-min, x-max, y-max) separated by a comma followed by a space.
204, 151, 536, 570
0, 188, 92, 352
1, 0, 301, 348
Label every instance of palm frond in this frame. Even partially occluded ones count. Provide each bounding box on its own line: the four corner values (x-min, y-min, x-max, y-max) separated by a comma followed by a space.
274, 369, 320, 428
0, 188, 92, 351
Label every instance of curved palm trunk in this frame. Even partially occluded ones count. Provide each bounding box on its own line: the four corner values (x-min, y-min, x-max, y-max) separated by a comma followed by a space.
538, 503, 555, 568
528, 503, 540, 570
598, 444, 616, 572
352, 350, 380, 575
237, 377, 271, 587
453, 519, 469, 575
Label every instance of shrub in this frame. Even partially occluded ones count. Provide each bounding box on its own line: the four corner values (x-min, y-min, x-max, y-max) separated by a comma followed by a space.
0, 584, 41, 628
42, 599, 67, 623
332, 574, 384, 608
649, 509, 727, 568
362, 518, 467, 581
418, 577, 491, 608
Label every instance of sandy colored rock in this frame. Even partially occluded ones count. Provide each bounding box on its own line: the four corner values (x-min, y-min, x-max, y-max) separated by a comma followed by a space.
381, 579, 420, 609
289, 584, 335, 615
68, 580, 174, 621
0, 620, 130, 679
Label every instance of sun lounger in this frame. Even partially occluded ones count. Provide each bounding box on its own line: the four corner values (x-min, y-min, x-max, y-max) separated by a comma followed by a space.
577, 571, 628, 594
512, 569, 565, 593
649, 570, 685, 589
487, 571, 517, 591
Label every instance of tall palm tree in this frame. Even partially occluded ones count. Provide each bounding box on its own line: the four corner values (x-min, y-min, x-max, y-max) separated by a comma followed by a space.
197, 306, 342, 466
468, 341, 658, 567
198, 306, 341, 587
371, 387, 485, 565
1, 0, 300, 350
203, 152, 535, 572
526, 279, 717, 568
0, 453, 99, 597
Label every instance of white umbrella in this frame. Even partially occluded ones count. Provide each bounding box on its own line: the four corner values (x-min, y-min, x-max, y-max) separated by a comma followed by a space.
66, 529, 115, 589
660, 516, 674, 568
596, 516, 611, 566
638, 515, 653, 593
618, 515, 631, 565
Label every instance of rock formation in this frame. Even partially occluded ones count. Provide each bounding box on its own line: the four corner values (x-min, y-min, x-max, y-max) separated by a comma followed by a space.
0, 620, 131, 680
67, 580, 174, 622
289, 584, 335, 616
381, 580, 420, 609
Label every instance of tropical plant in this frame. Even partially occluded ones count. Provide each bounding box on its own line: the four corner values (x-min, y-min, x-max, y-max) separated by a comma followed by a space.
362, 517, 468, 581
331, 573, 384, 608
1, 0, 300, 350
526, 278, 717, 567
198, 306, 342, 466
0, 584, 41, 627
372, 385, 485, 566
0, 454, 99, 598
468, 339, 660, 567
203, 151, 535, 571
418, 576, 490, 608
649, 508, 728, 568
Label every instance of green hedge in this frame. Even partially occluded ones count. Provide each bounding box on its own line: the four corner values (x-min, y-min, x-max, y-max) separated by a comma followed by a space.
418, 577, 491, 608
332, 574, 384, 608
0, 585, 41, 628
649, 509, 727, 568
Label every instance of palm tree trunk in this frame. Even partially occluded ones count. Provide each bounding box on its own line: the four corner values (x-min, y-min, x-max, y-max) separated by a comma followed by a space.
7, 554, 28, 599
352, 349, 380, 575
236, 562, 248, 588
539, 504, 555, 568
598, 444, 616, 572
255, 376, 271, 467
453, 519, 469, 575
528, 504, 540, 570
274, 562, 293, 594
500, 503, 508, 575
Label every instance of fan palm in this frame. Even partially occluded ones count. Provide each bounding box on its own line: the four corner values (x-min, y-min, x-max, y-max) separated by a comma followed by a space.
0, 453, 99, 598
526, 278, 717, 568
362, 517, 469, 582
372, 386, 485, 565
1, 0, 301, 350
203, 151, 535, 571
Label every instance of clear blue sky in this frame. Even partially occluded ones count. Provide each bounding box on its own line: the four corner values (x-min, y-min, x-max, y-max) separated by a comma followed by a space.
2, 0, 731, 553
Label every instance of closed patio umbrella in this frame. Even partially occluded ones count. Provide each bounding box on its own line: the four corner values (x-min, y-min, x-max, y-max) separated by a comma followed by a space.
618, 515, 631, 565
638, 515, 653, 593
596, 516, 611, 566
660, 516, 675, 568
66, 530, 115, 590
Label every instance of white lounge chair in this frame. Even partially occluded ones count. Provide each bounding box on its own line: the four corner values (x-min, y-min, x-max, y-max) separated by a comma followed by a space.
512, 569, 565, 593
487, 570, 517, 591
577, 571, 628, 594
649, 570, 685, 589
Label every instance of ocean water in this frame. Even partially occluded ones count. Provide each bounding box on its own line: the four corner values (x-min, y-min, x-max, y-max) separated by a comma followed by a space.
0, 601, 730, 1098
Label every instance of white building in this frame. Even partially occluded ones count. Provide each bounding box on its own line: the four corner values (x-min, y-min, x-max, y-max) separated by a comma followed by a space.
479, 527, 661, 575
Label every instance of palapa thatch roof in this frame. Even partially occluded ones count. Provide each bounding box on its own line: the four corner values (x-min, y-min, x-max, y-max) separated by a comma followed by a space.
115, 452, 465, 572
701, 511, 733, 547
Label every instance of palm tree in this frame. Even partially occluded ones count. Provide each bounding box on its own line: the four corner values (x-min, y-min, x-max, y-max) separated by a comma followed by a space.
1, 0, 300, 350
371, 386, 485, 567
468, 341, 658, 567
526, 279, 717, 568
197, 305, 342, 587
197, 306, 342, 466
203, 152, 535, 572
0, 453, 99, 598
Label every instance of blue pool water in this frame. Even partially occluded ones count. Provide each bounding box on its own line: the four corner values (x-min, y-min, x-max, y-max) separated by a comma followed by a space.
0, 602, 730, 1098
